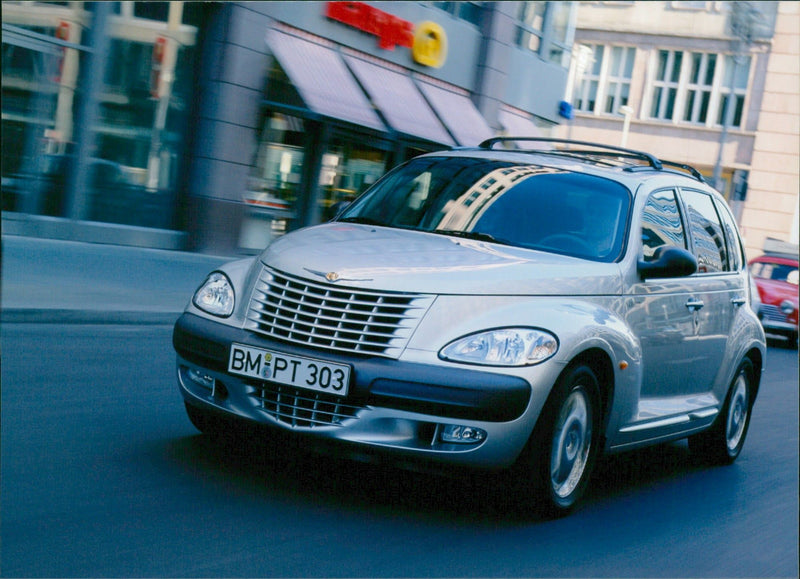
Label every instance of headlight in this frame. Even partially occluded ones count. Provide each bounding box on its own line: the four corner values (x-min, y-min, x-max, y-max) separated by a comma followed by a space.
440, 328, 558, 366
193, 272, 234, 317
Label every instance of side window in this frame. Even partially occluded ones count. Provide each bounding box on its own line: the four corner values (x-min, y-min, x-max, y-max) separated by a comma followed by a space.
714, 197, 743, 271
680, 189, 728, 273
641, 189, 687, 262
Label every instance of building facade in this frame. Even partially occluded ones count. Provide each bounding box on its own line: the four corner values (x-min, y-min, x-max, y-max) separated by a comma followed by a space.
2, 1, 205, 247
561, 0, 799, 259
1, 1, 577, 253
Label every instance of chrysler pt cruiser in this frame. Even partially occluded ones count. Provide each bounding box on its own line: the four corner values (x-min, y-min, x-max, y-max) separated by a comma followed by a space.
173, 138, 766, 516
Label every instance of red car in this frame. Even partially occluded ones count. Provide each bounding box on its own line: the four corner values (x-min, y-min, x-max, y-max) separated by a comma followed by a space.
749, 253, 799, 347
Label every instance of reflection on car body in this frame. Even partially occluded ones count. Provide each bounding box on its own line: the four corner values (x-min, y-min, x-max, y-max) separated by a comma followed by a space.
173, 138, 766, 516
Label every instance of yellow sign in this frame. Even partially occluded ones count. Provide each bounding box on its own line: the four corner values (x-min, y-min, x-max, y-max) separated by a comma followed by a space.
412, 21, 447, 68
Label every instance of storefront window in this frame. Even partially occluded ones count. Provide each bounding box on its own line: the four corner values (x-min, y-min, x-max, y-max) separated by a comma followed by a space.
1, 2, 200, 230
546, 2, 576, 67
319, 137, 388, 221
516, 2, 576, 68
97, 36, 197, 189
516, 2, 546, 53
431, 2, 484, 26
133, 1, 169, 22
241, 112, 306, 248
1, 25, 68, 215
250, 112, 305, 212
243, 114, 390, 250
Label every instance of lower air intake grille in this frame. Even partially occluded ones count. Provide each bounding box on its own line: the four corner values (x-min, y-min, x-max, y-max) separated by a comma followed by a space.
251, 383, 363, 428
246, 266, 434, 358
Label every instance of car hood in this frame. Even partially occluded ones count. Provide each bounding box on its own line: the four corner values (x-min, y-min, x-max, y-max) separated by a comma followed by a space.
756, 279, 799, 305
260, 223, 623, 296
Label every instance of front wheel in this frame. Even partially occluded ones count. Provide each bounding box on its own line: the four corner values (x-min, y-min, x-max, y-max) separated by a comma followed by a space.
519, 364, 602, 517
689, 358, 754, 465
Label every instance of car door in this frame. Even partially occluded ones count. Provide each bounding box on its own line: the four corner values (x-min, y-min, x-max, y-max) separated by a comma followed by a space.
628, 188, 696, 398
676, 187, 740, 394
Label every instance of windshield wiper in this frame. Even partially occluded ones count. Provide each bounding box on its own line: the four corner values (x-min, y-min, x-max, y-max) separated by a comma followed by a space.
434, 229, 512, 246
338, 216, 386, 226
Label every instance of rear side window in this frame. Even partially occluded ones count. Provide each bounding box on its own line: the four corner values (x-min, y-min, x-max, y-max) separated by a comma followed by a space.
641, 189, 687, 262
714, 197, 744, 271
681, 189, 728, 273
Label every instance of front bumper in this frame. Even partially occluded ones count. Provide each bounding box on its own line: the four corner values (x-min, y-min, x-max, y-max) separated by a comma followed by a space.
173, 313, 535, 468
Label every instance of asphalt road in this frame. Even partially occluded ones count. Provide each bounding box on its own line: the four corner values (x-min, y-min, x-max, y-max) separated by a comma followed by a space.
1, 323, 797, 578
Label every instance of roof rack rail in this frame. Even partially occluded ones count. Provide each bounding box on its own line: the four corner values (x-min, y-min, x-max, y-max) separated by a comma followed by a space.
659, 160, 706, 183
479, 137, 708, 183
479, 137, 663, 170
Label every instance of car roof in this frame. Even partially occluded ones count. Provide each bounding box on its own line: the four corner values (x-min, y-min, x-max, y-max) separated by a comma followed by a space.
418, 137, 718, 197
750, 253, 799, 266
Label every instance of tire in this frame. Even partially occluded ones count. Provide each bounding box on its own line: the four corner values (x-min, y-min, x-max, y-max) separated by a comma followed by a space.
689, 358, 754, 465
519, 364, 602, 517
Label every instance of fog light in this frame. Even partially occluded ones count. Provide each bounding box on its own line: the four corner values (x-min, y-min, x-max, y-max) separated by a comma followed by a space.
440, 424, 486, 444
187, 368, 215, 390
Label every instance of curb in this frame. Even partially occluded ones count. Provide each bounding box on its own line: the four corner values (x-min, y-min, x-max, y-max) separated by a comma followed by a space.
1, 309, 181, 325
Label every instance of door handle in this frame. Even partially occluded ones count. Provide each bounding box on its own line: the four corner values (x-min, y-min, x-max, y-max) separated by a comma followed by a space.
685, 299, 704, 311
731, 297, 747, 307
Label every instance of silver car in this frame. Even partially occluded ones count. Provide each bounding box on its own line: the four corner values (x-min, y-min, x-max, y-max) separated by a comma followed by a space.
173, 138, 766, 516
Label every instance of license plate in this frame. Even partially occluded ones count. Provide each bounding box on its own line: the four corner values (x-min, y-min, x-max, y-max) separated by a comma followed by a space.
228, 343, 351, 396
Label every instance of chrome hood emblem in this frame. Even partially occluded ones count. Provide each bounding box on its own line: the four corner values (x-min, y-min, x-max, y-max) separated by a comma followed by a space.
304, 268, 373, 283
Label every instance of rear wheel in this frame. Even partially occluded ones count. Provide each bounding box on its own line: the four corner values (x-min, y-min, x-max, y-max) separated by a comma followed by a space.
689, 358, 754, 465
520, 364, 602, 517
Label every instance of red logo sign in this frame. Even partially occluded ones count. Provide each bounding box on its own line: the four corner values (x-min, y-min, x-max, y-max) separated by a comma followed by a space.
326, 2, 414, 50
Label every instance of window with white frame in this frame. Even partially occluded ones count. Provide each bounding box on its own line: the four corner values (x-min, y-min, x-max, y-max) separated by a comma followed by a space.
604, 46, 635, 114
646, 49, 751, 128
683, 52, 716, 123
717, 54, 751, 127
572, 44, 602, 112
649, 50, 682, 120
571, 44, 635, 115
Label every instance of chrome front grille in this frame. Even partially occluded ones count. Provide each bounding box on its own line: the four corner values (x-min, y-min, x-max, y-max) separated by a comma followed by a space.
251, 382, 363, 428
760, 304, 789, 323
246, 266, 434, 358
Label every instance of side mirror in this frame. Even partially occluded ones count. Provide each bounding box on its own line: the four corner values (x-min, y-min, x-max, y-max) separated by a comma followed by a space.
637, 246, 697, 280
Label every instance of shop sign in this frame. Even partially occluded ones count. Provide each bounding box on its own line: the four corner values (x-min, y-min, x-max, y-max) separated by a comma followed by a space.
325, 1, 447, 68
412, 21, 447, 69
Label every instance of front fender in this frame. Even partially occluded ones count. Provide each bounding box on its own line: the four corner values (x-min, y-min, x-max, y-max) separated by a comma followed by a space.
405, 295, 642, 439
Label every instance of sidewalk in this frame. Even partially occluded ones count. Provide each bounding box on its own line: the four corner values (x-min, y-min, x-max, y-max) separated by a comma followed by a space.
1, 235, 235, 324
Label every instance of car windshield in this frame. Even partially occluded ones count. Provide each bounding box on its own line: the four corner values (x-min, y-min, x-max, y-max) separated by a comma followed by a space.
752, 261, 799, 284
338, 156, 632, 262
